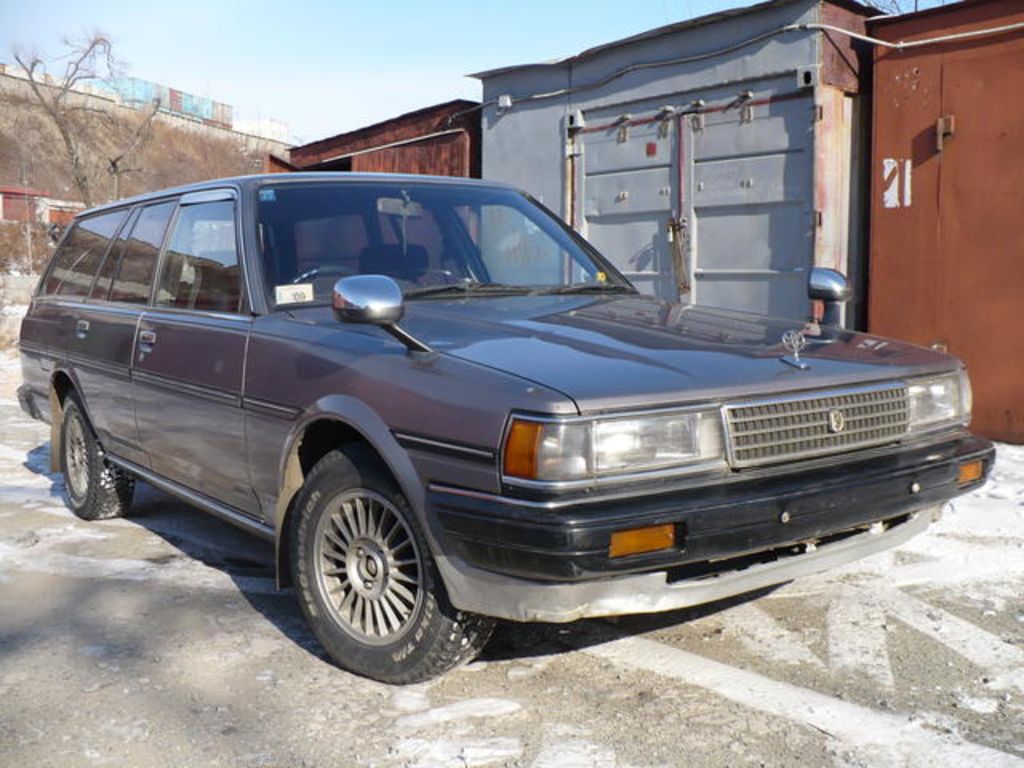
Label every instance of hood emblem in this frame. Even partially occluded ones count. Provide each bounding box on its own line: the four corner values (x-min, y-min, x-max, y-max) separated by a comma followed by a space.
827, 408, 846, 433
780, 329, 810, 370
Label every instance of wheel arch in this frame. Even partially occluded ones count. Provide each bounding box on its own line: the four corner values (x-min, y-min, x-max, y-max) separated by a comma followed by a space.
274, 396, 427, 589
48, 367, 83, 473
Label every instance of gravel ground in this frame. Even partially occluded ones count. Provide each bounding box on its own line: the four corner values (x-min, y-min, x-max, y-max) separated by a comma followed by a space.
0, 349, 1022, 768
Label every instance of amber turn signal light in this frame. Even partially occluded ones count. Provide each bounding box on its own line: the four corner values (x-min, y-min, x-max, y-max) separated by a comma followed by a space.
503, 420, 543, 479
609, 524, 676, 558
957, 459, 983, 486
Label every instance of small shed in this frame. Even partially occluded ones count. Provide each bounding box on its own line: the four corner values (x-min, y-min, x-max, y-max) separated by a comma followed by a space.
288, 100, 481, 178
473, 0, 872, 323
867, 0, 1024, 443
0, 185, 45, 223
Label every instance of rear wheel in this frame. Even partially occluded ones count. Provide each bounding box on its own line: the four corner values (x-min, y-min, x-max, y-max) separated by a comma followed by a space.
290, 448, 494, 684
60, 395, 134, 520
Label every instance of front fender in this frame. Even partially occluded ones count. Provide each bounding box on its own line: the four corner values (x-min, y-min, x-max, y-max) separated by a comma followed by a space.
273, 394, 430, 555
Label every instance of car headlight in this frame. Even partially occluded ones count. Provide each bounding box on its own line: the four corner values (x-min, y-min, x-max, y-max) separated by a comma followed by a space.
907, 370, 971, 432
502, 409, 725, 486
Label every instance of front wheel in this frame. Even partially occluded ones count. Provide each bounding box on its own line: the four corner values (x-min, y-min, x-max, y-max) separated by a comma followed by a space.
290, 448, 494, 684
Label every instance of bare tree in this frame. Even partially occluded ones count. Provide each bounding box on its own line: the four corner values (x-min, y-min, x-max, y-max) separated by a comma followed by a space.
14, 33, 159, 207
108, 100, 159, 199
14, 34, 118, 208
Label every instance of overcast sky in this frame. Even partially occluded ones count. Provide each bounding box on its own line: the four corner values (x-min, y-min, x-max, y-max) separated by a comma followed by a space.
2, 0, 945, 145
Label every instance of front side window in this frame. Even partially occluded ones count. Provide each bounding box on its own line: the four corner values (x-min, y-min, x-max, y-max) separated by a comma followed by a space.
110, 201, 176, 304
44, 210, 126, 296
156, 201, 240, 312
256, 182, 630, 307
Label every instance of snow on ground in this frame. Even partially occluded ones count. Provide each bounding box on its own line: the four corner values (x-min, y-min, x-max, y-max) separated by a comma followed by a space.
0, 347, 1022, 768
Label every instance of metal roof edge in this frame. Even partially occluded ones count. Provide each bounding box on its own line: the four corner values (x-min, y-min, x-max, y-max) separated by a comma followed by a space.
867, 0, 1015, 27
291, 99, 479, 154
468, 0, 874, 80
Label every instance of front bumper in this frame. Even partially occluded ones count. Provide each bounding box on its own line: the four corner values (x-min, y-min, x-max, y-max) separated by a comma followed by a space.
429, 433, 993, 622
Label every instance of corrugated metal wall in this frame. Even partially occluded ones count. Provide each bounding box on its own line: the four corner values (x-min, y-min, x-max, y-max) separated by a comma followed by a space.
475, 0, 870, 322
868, 0, 1024, 443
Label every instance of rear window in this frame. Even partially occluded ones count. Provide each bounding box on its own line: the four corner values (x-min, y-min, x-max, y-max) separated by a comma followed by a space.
109, 201, 176, 304
43, 210, 127, 296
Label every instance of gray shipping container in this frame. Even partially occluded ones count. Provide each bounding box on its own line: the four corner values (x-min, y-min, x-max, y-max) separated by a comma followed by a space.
473, 0, 871, 323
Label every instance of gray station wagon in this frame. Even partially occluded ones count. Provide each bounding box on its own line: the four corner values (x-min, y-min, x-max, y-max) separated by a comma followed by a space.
17, 173, 994, 683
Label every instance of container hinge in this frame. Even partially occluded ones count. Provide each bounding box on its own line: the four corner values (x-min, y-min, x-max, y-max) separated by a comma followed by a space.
815, 210, 823, 228
815, 104, 825, 122
616, 114, 632, 143
657, 106, 677, 138
936, 114, 956, 152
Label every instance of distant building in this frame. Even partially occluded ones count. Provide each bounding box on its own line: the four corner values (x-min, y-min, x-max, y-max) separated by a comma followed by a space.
234, 118, 290, 143
285, 100, 480, 178
0, 186, 84, 226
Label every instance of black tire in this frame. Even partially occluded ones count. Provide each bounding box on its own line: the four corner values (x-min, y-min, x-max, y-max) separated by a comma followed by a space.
290, 447, 494, 684
60, 394, 135, 521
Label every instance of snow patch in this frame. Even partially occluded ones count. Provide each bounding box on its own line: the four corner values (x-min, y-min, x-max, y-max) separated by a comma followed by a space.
586, 635, 1024, 768
957, 694, 999, 715
389, 689, 431, 713
395, 698, 522, 730
393, 737, 522, 768
530, 738, 616, 768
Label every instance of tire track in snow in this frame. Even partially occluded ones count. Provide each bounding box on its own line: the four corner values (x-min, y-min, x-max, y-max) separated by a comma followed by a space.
584, 634, 1023, 768
879, 588, 1024, 693
826, 586, 895, 689
720, 602, 826, 670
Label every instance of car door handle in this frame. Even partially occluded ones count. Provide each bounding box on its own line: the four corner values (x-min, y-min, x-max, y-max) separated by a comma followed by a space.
75, 319, 90, 338
138, 330, 157, 346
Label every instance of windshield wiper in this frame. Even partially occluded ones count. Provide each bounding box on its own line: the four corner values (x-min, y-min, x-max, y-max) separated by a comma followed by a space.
543, 283, 635, 295
403, 281, 534, 299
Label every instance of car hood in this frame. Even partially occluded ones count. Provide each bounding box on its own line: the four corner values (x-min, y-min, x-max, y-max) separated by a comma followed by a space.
293, 295, 955, 413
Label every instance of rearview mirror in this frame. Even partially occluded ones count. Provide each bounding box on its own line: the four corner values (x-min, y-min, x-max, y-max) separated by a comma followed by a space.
807, 268, 851, 326
332, 275, 432, 353
332, 275, 404, 326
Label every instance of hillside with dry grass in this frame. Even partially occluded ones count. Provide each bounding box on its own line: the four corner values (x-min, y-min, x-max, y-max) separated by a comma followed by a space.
0, 72, 286, 272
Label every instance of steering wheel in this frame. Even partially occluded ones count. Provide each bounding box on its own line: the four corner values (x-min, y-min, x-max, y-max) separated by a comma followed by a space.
291, 265, 353, 284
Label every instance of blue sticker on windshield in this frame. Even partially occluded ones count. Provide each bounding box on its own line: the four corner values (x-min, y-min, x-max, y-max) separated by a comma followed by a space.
259, 189, 276, 202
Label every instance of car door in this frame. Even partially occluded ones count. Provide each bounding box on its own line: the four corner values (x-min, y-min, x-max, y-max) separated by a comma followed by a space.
132, 190, 258, 516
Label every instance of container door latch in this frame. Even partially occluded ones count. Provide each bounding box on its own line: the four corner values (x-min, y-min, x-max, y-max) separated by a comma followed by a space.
936, 114, 956, 152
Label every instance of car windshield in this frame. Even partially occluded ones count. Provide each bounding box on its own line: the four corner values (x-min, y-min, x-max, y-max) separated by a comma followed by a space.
256, 181, 632, 308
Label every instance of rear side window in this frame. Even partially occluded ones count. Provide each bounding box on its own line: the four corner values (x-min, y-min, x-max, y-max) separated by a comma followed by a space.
43, 210, 126, 296
156, 201, 241, 312
109, 201, 176, 304
91, 208, 140, 299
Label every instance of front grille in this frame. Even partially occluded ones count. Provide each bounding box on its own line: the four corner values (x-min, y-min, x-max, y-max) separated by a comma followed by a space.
724, 383, 909, 468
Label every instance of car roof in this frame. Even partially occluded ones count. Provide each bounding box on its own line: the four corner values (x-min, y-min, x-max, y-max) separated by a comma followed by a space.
79, 173, 522, 219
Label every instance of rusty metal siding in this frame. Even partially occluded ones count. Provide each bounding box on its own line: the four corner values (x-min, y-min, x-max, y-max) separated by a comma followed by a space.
288, 100, 481, 178
868, 0, 1024, 443
819, 2, 869, 93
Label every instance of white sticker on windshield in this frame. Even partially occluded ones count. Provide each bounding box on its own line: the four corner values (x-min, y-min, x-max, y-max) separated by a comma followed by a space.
275, 283, 314, 305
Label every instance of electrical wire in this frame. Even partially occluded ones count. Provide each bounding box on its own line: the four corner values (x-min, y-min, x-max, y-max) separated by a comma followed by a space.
478, 17, 1024, 111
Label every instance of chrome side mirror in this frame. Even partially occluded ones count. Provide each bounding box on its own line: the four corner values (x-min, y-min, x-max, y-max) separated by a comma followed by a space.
807, 268, 851, 326
332, 275, 404, 325
332, 275, 431, 353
